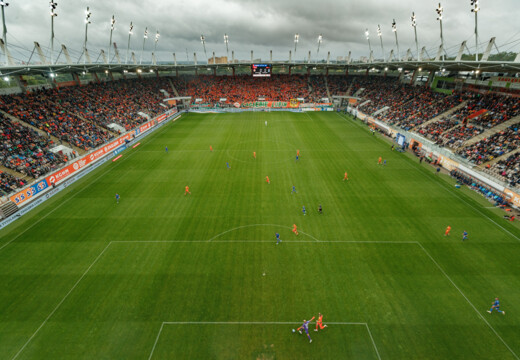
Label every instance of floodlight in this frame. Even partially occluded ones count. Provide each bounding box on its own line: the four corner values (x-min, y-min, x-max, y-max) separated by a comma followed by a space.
155, 30, 160, 42
436, 3, 443, 20
411, 12, 416, 27
110, 15, 115, 30
144, 28, 148, 39
318, 34, 323, 42
200, 34, 205, 43
0, 1, 9, 7
3, 76, 8, 81
224, 34, 229, 44
365, 29, 369, 39
129, 22, 134, 35
471, 0, 480, 12
418, 67, 422, 71
392, 19, 397, 32
50, 1, 57, 17
377, 25, 382, 37
294, 33, 299, 43
85, 7, 91, 24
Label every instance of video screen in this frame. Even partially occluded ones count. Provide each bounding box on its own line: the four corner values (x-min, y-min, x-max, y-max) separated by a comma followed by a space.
252, 64, 272, 77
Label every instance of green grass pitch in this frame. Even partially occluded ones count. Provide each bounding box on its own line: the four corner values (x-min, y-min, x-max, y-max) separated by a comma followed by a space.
1, 111, 520, 359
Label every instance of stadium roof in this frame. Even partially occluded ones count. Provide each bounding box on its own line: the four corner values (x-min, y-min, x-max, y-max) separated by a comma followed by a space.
1, 59, 518, 78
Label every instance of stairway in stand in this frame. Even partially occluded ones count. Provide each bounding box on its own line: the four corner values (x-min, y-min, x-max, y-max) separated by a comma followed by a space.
0, 200, 19, 219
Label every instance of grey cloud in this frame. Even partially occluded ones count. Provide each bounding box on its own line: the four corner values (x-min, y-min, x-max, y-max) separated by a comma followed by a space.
2, 0, 518, 64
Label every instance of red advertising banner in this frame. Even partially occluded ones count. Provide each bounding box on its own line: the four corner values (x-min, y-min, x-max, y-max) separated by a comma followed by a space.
467, 109, 488, 119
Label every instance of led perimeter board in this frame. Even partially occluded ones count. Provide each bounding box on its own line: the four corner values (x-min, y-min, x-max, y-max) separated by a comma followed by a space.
251, 64, 272, 77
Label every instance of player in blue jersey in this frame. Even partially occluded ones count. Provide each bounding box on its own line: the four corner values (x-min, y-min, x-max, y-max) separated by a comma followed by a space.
226, 162, 231, 169
276, 232, 281, 245
292, 185, 297, 194
302, 205, 306, 216
462, 230, 468, 241
115, 193, 120, 204
165, 146, 168, 153
297, 316, 315, 343
487, 298, 505, 315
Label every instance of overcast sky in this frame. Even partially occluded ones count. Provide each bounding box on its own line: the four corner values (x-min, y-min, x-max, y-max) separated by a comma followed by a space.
4, 0, 520, 64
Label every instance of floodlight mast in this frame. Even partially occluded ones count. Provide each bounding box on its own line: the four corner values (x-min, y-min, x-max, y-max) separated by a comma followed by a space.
411, 12, 419, 60
224, 34, 229, 63
377, 25, 384, 60
83, 7, 92, 65
154, 30, 160, 52
126, 22, 133, 64
200, 34, 207, 62
49, 1, 57, 65
108, 15, 115, 64
294, 33, 299, 62
0, 1, 8, 67
140, 27, 148, 65
392, 19, 400, 61
471, 0, 480, 61
436, 3, 445, 61
365, 29, 372, 57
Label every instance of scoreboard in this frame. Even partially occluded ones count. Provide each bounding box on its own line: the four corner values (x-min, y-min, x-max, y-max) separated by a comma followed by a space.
251, 64, 272, 77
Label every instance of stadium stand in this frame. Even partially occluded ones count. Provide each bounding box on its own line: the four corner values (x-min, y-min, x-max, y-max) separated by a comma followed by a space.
0, 113, 66, 180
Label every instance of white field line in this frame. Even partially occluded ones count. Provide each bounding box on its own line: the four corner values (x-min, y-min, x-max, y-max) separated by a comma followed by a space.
11, 242, 113, 360
148, 322, 165, 360
415, 241, 519, 360
0, 119, 174, 253
113, 240, 417, 244
365, 323, 382, 360
207, 224, 321, 242
149, 321, 380, 360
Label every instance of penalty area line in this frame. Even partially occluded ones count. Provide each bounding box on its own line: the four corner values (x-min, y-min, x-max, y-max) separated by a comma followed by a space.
148, 321, 380, 360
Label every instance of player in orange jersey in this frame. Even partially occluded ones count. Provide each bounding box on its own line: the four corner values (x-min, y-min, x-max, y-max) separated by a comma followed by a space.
445, 225, 451, 236
378, 156, 382, 165
253, 151, 256, 159
314, 313, 327, 331
210, 145, 213, 152
292, 224, 299, 236
343, 171, 348, 181
266, 176, 270, 184
185, 186, 191, 195
297, 149, 300, 157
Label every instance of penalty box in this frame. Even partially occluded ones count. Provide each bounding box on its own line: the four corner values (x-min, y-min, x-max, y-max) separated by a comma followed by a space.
148, 322, 380, 360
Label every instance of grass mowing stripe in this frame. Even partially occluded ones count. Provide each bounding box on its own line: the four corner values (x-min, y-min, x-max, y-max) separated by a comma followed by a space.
342, 113, 520, 243
417, 241, 520, 360
0, 116, 182, 252
11, 242, 113, 360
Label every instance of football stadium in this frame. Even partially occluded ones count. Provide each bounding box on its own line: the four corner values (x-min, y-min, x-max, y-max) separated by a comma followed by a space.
0, 1, 520, 359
